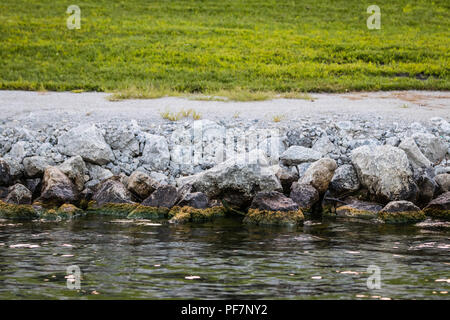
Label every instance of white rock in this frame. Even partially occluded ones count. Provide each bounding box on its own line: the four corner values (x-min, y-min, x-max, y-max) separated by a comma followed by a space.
57, 124, 114, 165
351, 145, 417, 201
280, 146, 322, 166
141, 133, 170, 171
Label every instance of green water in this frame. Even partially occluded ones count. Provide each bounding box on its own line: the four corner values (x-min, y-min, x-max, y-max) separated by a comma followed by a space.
0, 216, 449, 299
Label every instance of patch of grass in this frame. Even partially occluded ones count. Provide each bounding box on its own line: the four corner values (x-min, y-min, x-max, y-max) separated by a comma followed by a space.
0, 0, 448, 97
191, 110, 202, 120
160, 108, 202, 121
271, 114, 286, 122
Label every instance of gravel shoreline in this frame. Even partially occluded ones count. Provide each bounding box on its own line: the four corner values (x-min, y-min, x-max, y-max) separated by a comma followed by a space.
0, 90, 449, 224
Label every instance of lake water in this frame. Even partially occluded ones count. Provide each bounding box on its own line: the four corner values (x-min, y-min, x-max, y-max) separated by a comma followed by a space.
0, 216, 449, 299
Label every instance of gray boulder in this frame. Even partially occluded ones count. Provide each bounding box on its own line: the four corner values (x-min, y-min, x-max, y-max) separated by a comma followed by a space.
177, 149, 282, 200
398, 137, 432, 169
435, 174, 450, 193
57, 124, 114, 165
58, 156, 87, 192
86, 163, 113, 182
5, 183, 32, 205
351, 145, 417, 202
23, 156, 52, 178
330, 164, 360, 194
141, 133, 170, 171
412, 132, 447, 164
280, 146, 322, 166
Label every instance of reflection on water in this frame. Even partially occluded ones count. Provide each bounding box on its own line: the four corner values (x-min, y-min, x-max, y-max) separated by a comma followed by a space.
0, 216, 449, 299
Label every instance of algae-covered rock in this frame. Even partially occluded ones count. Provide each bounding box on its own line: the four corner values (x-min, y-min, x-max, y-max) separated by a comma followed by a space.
335, 199, 382, 220
40, 204, 84, 221
88, 177, 137, 216
128, 185, 179, 219
244, 191, 304, 226
127, 205, 169, 219
243, 209, 304, 226
0, 200, 37, 220
168, 205, 226, 224
378, 201, 425, 224
87, 201, 138, 217
424, 192, 450, 220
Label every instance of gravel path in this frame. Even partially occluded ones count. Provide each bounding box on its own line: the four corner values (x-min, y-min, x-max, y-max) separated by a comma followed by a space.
0, 90, 448, 127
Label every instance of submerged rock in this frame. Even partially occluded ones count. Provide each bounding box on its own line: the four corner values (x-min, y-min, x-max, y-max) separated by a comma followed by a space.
289, 182, 319, 212
0, 200, 37, 220
378, 201, 425, 224
299, 158, 337, 193
424, 192, 450, 220
351, 145, 417, 202
168, 205, 226, 224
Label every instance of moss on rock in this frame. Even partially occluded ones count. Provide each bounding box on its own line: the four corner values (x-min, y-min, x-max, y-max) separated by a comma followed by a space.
378, 201, 426, 224
168, 205, 226, 224
378, 210, 426, 224
243, 208, 304, 226
87, 201, 138, 217
0, 200, 38, 220
127, 205, 169, 219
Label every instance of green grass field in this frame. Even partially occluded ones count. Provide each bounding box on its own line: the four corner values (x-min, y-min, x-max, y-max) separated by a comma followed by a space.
0, 0, 449, 100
